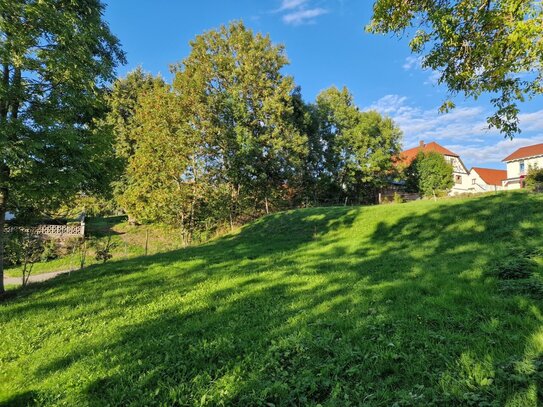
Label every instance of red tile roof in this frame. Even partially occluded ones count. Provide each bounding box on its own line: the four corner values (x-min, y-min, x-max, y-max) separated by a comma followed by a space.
397, 141, 459, 166
503, 143, 543, 162
471, 167, 507, 186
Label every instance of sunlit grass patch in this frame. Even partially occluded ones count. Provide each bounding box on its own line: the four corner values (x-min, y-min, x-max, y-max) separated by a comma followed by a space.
1, 192, 542, 406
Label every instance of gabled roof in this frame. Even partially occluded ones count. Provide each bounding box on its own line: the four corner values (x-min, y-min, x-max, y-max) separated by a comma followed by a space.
397, 141, 459, 166
471, 167, 507, 186
502, 143, 543, 162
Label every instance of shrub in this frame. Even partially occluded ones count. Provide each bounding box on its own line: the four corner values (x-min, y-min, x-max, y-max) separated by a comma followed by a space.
40, 239, 59, 262
524, 167, 543, 192
393, 192, 405, 204
3, 230, 44, 286
93, 236, 115, 264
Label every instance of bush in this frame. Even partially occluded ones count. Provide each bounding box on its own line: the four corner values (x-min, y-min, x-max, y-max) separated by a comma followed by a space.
40, 239, 59, 262
524, 167, 543, 192
93, 236, 115, 264
393, 192, 405, 204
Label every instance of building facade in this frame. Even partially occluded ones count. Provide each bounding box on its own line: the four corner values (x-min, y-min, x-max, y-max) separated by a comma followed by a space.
502, 143, 543, 189
460, 167, 507, 193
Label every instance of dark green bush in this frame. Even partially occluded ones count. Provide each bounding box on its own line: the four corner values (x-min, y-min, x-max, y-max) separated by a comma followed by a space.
40, 239, 59, 262
524, 167, 543, 192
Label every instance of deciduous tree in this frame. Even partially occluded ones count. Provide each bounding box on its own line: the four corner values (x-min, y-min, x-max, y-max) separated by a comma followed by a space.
368, 0, 543, 137
406, 151, 454, 199
315, 86, 402, 203
173, 21, 308, 220
0, 0, 125, 293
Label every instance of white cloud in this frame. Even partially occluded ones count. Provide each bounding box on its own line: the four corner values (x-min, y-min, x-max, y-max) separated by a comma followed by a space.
424, 70, 441, 86
449, 136, 543, 166
275, 0, 328, 25
402, 55, 442, 86
282, 7, 328, 24
402, 56, 421, 71
279, 0, 309, 11
367, 94, 543, 167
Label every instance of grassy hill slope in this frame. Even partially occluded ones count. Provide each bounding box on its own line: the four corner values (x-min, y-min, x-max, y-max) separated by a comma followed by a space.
1, 193, 543, 406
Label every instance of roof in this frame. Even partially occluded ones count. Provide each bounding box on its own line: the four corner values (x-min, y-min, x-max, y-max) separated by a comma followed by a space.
502, 143, 543, 162
471, 167, 507, 186
397, 141, 459, 166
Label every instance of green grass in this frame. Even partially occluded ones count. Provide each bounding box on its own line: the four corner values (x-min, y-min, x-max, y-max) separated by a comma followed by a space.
1, 192, 543, 406
5, 216, 188, 278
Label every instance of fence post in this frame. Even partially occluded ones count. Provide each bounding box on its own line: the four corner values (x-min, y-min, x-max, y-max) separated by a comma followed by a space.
144, 229, 149, 256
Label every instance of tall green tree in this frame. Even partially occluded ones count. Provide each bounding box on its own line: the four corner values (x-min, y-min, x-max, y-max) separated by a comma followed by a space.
106, 68, 166, 163
104, 68, 166, 217
117, 81, 214, 243
315, 86, 402, 203
368, 0, 543, 137
0, 0, 125, 293
406, 152, 454, 199
173, 21, 308, 219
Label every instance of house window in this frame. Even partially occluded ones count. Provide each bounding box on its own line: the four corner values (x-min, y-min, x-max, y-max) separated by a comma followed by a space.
520, 161, 525, 173
472, 178, 476, 185
455, 175, 462, 184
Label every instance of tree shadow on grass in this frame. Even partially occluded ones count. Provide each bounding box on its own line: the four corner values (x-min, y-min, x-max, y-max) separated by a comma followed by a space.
2, 193, 543, 405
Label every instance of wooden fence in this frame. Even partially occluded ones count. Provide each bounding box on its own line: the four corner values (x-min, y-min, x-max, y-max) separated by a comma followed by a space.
4, 223, 85, 238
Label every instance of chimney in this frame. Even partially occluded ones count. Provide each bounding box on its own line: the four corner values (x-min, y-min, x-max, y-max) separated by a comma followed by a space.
419, 140, 425, 148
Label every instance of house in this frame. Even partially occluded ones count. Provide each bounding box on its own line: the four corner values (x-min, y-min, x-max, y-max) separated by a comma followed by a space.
463, 167, 507, 193
398, 141, 469, 194
502, 142, 543, 189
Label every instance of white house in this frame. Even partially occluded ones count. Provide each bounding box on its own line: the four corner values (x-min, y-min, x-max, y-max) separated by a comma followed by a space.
398, 141, 470, 194
502, 143, 543, 189
460, 167, 507, 193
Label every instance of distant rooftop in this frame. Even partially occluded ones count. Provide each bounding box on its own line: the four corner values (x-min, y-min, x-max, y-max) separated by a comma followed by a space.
398, 141, 459, 166
503, 143, 543, 162
471, 167, 507, 186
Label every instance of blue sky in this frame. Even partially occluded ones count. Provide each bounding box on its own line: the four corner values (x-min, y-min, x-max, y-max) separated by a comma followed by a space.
104, 0, 543, 170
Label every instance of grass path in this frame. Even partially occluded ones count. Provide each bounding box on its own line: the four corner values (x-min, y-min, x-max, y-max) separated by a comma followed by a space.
1, 192, 542, 406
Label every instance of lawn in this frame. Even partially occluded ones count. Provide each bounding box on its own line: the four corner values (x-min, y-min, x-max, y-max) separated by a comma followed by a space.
4, 216, 188, 279
1, 192, 542, 406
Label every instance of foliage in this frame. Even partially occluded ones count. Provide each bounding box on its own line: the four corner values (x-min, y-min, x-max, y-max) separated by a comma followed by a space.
0, 193, 543, 405
406, 151, 454, 198
54, 194, 119, 219
40, 239, 58, 263
93, 236, 114, 264
314, 87, 402, 203
3, 230, 44, 286
104, 68, 167, 215
524, 167, 543, 192
368, 0, 543, 138
0, 0, 125, 293
393, 192, 405, 204
107, 23, 402, 240
173, 21, 307, 223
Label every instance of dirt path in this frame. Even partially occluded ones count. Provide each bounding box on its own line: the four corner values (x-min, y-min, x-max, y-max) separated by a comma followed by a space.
3, 270, 73, 286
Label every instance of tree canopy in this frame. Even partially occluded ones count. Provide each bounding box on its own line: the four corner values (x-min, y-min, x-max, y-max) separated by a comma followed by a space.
110, 23, 402, 241
406, 152, 454, 198
0, 0, 125, 293
368, 0, 543, 138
